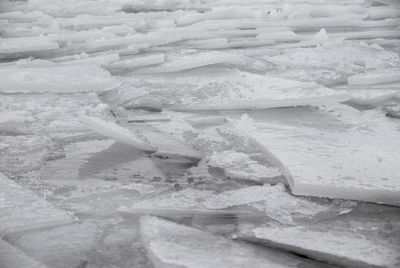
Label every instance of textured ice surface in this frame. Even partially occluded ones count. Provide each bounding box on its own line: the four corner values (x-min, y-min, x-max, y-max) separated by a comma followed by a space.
0, 65, 120, 93
124, 68, 342, 111
238, 206, 400, 268
140, 216, 332, 268
0, 173, 72, 234
237, 105, 400, 206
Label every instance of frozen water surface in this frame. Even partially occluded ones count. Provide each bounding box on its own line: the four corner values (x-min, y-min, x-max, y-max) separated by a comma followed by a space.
1, 0, 400, 267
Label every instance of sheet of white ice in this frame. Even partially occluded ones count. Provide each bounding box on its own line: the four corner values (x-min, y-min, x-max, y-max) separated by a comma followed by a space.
106, 53, 165, 70
0, 65, 120, 93
0, 36, 58, 56
121, 184, 341, 224
239, 105, 400, 206
238, 210, 400, 268
267, 41, 399, 70
348, 69, 400, 85
139, 216, 331, 268
134, 52, 239, 74
0, 173, 72, 234
124, 68, 343, 111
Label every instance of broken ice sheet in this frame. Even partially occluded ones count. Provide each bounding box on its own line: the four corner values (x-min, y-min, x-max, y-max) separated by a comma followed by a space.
124, 68, 343, 111
238, 205, 400, 268
0, 173, 72, 235
0, 239, 47, 268
120, 184, 346, 226
0, 65, 120, 93
207, 150, 281, 184
7, 222, 100, 268
267, 40, 399, 72
139, 216, 333, 268
233, 105, 400, 206
347, 68, 400, 85
133, 52, 241, 74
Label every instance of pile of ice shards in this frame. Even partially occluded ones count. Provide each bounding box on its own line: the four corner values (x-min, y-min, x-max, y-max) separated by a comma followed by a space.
1, 0, 400, 267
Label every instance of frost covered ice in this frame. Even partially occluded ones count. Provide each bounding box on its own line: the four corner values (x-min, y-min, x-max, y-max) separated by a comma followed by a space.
1, 0, 400, 267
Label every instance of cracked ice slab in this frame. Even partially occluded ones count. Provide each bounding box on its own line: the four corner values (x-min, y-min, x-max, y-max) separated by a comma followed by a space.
0, 65, 120, 93
139, 216, 333, 268
239, 105, 400, 206
238, 206, 400, 268
0, 173, 73, 235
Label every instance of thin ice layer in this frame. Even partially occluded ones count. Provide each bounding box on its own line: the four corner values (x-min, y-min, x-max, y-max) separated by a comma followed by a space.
0, 65, 120, 93
239, 105, 400, 206
0, 173, 72, 234
139, 216, 332, 268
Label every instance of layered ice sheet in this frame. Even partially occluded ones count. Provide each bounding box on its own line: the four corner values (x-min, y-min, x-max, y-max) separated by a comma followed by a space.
0, 65, 120, 93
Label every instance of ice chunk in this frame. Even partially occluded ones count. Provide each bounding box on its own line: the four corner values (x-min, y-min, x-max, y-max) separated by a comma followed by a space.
0, 173, 72, 234
0, 36, 58, 57
238, 208, 400, 268
348, 69, 400, 85
134, 52, 239, 74
106, 53, 165, 70
139, 216, 332, 268
8, 223, 100, 268
0, 239, 47, 268
52, 53, 119, 66
207, 150, 281, 184
347, 92, 399, 109
0, 65, 120, 93
268, 41, 398, 70
79, 115, 157, 152
127, 123, 202, 162
125, 68, 342, 111
239, 105, 400, 206
256, 31, 301, 42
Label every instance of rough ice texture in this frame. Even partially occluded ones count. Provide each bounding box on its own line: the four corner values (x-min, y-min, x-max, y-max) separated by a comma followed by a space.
239, 207, 400, 268
240, 105, 400, 206
0, 173, 72, 234
0, 65, 120, 93
139, 216, 330, 268
0, 36, 59, 55
0, 239, 48, 268
124, 68, 342, 111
